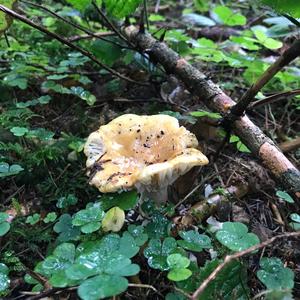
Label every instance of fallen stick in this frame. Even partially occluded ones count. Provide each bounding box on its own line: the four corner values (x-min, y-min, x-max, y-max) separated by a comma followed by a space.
124, 26, 300, 196
279, 137, 300, 153
190, 231, 300, 300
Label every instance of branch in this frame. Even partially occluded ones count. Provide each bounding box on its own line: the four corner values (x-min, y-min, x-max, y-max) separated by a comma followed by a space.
0, 5, 148, 86
191, 231, 300, 300
248, 89, 300, 109
20, 0, 130, 49
68, 32, 115, 42
230, 39, 300, 117
124, 26, 300, 194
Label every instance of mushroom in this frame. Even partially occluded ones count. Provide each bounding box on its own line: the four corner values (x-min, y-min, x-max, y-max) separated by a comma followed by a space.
84, 114, 209, 204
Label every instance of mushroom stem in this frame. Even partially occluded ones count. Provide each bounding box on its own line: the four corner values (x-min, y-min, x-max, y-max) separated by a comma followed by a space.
140, 187, 169, 205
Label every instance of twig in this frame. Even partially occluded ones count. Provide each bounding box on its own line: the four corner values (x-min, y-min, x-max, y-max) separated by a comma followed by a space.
68, 31, 115, 42
20, 0, 129, 49
91, 0, 129, 45
229, 39, 300, 118
248, 89, 300, 110
279, 137, 300, 153
191, 231, 300, 300
0, 5, 148, 86
128, 283, 157, 292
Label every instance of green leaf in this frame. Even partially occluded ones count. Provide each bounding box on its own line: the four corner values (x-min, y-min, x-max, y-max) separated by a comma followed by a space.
190, 110, 221, 119
144, 238, 178, 270
0, 162, 23, 178
26, 213, 41, 225
216, 222, 260, 251
145, 213, 171, 239
72, 205, 104, 233
194, 0, 209, 12
66, 0, 102, 12
53, 214, 81, 242
43, 212, 57, 224
0, 222, 10, 237
253, 30, 283, 49
167, 254, 190, 269
0, 0, 16, 36
10, 127, 29, 137
102, 207, 125, 232
290, 213, 300, 223
91, 39, 123, 67
100, 190, 138, 211
276, 191, 294, 203
78, 274, 128, 300
70, 87, 96, 106
56, 194, 78, 209
104, 0, 142, 18
0, 263, 10, 292
257, 257, 294, 290
178, 230, 211, 252
167, 268, 192, 281
26, 128, 54, 141
16, 95, 51, 108
127, 225, 148, 246
260, 0, 300, 18
213, 6, 246, 26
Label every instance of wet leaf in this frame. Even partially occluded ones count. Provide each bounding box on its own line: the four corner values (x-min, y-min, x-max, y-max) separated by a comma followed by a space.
0, 263, 10, 292
78, 274, 128, 300
257, 257, 294, 290
178, 230, 212, 252
100, 190, 138, 211
127, 225, 148, 246
144, 238, 178, 270
216, 222, 260, 251
276, 191, 294, 203
53, 214, 81, 242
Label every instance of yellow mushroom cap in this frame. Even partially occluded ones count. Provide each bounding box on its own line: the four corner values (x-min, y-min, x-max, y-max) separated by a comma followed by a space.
84, 114, 209, 193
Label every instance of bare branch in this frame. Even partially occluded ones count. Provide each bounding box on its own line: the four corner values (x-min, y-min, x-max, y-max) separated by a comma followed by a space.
230, 39, 300, 117
0, 5, 148, 86
191, 231, 300, 300
248, 89, 300, 109
20, 0, 129, 49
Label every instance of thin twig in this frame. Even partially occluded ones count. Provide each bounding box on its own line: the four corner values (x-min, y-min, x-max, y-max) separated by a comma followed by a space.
20, 0, 129, 49
68, 31, 115, 42
128, 283, 157, 292
91, 0, 129, 45
229, 39, 300, 118
191, 231, 300, 300
0, 5, 148, 86
248, 89, 300, 109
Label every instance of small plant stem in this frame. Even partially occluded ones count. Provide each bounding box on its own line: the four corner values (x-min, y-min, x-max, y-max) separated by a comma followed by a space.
128, 283, 157, 292
229, 39, 300, 117
0, 5, 148, 86
191, 231, 300, 300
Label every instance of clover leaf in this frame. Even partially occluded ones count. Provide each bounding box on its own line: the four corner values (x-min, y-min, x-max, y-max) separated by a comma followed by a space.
144, 237, 178, 270
53, 214, 81, 242
0, 162, 24, 178
25, 213, 40, 225
145, 213, 171, 238
167, 253, 192, 282
72, 204, 104, 233
216, 222, 259, 251
78, 274, 128, 300
100, 190, 138, 211
127, 225, 148, 246
43, 212, 57, 223
0, 263, 10, 292
56, 194, 78, 209
0, 213, 10, 236
257, 257, 294, 291
178, 230, 211, 252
